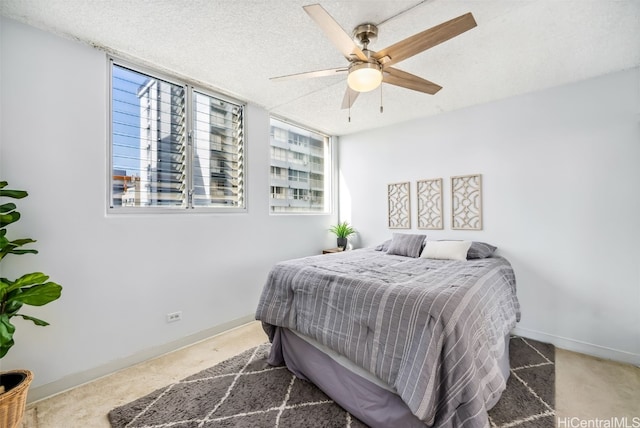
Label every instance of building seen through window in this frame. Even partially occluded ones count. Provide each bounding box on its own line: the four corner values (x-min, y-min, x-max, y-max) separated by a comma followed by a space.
269, 117, 331, 213
110, 62, 244, 211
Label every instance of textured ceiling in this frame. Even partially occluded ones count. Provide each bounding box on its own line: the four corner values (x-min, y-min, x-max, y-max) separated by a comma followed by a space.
2, 0, 639, 136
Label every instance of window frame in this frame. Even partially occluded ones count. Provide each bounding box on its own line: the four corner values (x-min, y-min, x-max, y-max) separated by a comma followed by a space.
268, 115, 334, 215
108, 57, 247, 214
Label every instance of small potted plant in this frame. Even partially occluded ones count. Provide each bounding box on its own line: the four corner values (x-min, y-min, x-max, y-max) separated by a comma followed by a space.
329, 221, 356, 250
0, 181, 62, 428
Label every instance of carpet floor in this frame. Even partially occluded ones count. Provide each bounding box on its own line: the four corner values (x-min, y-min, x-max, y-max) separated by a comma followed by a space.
108, 336, 555, 428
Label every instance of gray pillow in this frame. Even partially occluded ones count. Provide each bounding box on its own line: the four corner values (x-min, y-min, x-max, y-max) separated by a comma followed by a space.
374, 239, 392, 251
467, 241, 497, 259
386, 233, 426, 258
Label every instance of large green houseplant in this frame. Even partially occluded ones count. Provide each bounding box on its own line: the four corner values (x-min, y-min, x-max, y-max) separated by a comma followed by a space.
0, 181, 62, 427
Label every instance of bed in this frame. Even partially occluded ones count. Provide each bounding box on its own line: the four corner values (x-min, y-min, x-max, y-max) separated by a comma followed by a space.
255, 235, 520, 427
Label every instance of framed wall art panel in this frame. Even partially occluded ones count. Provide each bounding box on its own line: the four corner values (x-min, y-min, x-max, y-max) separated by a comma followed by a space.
451, 174, 482, 230
417, 178, 443, 230
388, 182, 411, 229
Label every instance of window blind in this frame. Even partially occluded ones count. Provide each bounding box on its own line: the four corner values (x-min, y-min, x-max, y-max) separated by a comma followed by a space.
192, 92, 244, 207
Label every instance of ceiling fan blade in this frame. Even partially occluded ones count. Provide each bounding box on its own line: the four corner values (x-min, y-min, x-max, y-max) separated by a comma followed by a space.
303, 4, 368, 62
383, 67, 442, 95
373, 12, 477, 67
341, 86, 360, 109
271, 67, 348, 81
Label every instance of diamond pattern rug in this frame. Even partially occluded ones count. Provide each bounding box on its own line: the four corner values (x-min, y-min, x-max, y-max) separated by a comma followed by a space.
108, 337, 555, 428
489, 337, 556, 427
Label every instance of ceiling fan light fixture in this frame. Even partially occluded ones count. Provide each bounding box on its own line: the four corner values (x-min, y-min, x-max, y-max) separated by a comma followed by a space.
347, 62, 382, 92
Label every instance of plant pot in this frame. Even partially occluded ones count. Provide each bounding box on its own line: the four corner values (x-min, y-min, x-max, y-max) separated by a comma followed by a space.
0, 369, 33, 428
337, 238, 348, 249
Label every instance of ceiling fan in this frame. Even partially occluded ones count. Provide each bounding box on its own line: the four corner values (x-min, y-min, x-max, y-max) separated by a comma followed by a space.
271, 4, 477, 110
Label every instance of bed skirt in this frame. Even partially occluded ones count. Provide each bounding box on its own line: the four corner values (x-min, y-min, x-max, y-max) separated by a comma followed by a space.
267, 327, 511, 428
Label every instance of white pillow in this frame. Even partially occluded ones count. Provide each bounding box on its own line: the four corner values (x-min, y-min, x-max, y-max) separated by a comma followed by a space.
420, 240, 472, 261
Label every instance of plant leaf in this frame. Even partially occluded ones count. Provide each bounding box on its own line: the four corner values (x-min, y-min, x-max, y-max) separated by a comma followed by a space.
0, 340, 14, 358
17, 314, 50, 326
10, 238, 37, 247
0, 188, 28, 199
0, 211, 20, 228
6, 249, 39, 256
0, 314, 16, 358
0, 277, 9, 291
329, 221, 356, 238
0, 278, 10, 301
0, 244, 38, 262
0, 203, 16, 213
13, 282, 62, 306
8, 272, 49, 291
0, 314, 16, 340
4, 299, 23, 316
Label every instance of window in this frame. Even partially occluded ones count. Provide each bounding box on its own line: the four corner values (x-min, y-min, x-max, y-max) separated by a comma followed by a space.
271, 166, 286, 180
110, 60, 245, 211
269, 117, 331, 213
288, 170, 308, 182
291, 188, 309, 200
271, 147, 287, 162
271, 186, 286, 199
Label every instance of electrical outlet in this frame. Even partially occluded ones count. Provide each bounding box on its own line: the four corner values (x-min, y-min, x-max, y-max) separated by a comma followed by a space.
166, 311, 182, 323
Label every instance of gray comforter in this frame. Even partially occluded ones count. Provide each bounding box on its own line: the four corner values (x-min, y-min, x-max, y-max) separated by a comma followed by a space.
255, 248, 521, 427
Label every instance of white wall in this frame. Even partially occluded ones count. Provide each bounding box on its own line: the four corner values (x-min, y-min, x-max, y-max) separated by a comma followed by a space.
0, 17, 337, 399
339, 68, 640, 365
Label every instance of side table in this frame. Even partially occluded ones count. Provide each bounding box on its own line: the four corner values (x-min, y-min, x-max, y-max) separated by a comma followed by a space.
322, 247, 344, 254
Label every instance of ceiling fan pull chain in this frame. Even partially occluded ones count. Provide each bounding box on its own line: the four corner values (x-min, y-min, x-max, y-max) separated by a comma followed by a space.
380, 85, 384, 113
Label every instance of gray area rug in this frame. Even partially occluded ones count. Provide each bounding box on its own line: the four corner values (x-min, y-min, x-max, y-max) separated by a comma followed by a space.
108, 337, 555, 428
489, 337, 555, 427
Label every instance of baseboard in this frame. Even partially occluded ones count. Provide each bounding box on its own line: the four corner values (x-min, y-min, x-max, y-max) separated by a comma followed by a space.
27, 314, 257, 403
29, 321, 637, 403
512, 326, 640, 367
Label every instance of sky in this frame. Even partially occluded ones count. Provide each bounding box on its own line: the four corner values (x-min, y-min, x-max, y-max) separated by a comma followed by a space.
112, 65, 149, 176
